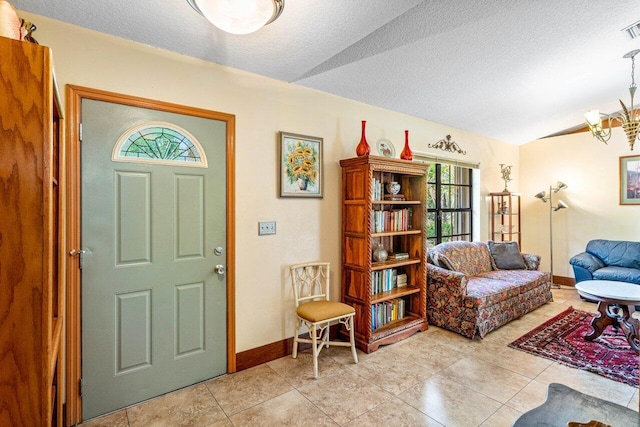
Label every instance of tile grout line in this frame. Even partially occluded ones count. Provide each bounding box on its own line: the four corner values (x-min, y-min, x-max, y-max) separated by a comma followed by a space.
202, 378, 235, 424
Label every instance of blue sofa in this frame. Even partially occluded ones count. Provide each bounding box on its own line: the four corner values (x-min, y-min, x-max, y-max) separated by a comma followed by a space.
569, 239, 640, 284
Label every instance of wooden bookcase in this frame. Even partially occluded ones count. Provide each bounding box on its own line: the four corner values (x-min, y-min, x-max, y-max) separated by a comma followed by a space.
0, 36, 65, 426
490, 191, 521, 247
339, 156, 428, 353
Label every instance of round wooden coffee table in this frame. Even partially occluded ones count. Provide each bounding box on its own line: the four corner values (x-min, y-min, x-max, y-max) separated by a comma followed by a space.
575, 279, 640, 354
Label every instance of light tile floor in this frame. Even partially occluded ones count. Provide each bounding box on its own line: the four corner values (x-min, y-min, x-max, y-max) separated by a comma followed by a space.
81, 287, 639, 427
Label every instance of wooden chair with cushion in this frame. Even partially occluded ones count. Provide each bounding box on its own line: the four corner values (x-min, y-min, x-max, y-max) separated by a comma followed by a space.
290, 262, 358, 378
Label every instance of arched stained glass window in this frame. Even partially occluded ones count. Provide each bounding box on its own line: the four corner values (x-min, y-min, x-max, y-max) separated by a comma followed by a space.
112, 122, 208, 168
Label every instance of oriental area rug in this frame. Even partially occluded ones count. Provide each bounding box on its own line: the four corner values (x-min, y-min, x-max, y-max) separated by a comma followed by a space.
509, 307, 639, 387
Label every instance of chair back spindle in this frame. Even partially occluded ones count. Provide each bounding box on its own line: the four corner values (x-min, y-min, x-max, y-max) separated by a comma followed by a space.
291, 262, 330, 307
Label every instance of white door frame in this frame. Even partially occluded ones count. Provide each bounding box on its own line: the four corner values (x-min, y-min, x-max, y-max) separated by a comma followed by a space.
64, 85, 236, 425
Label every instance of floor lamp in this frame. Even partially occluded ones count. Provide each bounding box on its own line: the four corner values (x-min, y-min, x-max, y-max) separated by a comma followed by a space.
535, 182, 568, 288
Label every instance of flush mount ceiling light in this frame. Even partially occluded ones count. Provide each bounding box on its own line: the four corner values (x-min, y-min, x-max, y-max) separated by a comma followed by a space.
585, 49, 640, 151
187, 0, 284, 35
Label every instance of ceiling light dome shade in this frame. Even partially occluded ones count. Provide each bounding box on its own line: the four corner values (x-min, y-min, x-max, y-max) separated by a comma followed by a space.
188, 0, 284, 35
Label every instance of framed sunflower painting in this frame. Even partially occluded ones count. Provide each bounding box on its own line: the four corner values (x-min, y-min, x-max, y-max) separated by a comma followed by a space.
279, 131, 323, 198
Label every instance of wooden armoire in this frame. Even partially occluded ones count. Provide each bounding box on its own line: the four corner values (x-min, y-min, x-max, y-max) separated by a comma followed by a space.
0, 35, 66, 426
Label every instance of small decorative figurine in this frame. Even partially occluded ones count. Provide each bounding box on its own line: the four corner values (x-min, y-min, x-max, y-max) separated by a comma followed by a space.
500, 164, 512, 192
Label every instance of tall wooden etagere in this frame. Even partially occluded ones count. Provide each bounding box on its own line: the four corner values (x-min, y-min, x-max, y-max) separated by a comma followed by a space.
489, 191, 521, 247
0, 35, 65, 426
340, 156, 428, 353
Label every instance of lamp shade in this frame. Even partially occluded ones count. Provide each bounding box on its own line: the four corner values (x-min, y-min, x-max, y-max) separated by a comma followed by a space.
190, 0, 283, 34
585, 110, 601, 126
535, 191, 547, 201
555, 181, 568, 192
554, 200, 568, 211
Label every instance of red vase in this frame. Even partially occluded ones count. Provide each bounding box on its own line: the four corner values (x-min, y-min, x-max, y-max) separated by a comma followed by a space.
355, 120, 370, 156
400, 130, 413, 160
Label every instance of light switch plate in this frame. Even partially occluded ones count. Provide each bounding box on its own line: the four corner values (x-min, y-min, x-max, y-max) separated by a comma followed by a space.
258, 221, 276, 235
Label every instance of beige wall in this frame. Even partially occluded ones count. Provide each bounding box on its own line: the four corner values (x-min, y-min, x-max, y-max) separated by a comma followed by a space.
519, 130, 640, 278
24, 12, 519, 352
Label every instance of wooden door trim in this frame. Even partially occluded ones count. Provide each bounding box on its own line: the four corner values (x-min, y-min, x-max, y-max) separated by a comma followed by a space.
65, 85, 236, 425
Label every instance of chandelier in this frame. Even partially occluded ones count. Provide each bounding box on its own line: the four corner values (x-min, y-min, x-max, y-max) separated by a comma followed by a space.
187, 0, 284, 35
585, 49, 640, 151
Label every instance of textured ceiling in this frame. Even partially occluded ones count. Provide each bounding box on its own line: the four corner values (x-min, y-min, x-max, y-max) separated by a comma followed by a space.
12, 0, 640, 144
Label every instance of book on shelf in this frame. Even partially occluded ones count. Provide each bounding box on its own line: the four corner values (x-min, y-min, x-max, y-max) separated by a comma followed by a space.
371, 298, 406, 331
370, 268, 398, 294
388, 252, 409, 260
371, 177, 382, 201
372, 208, 413, 233
396, 273, 407, 287
383, 193, 406, 201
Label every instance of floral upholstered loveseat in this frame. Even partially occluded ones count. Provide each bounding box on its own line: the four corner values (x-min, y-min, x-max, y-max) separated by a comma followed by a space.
427, 241, 553, 339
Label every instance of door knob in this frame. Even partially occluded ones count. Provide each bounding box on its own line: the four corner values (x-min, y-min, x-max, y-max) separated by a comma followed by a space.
69, 248, 91, 256
215, 265, 225, 275
69, 248, 91, 269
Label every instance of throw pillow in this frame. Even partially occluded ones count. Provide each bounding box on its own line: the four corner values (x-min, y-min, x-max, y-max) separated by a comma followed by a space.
427, 249, 441, 267
488, 240, 526, 270
430, 250, 453, 270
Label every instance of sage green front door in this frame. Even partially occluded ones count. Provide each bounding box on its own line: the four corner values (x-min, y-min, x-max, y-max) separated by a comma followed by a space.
81, 99, 227, 419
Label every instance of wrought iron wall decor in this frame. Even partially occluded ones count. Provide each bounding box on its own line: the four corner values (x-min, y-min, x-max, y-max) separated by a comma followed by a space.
428, 134, 466, 155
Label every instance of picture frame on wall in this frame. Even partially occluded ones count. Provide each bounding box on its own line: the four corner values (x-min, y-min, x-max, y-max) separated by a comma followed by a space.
620, 155, 640, 205
279, 131, 323, 198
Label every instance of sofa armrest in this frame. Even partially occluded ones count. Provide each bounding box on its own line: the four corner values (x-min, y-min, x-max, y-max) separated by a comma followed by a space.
569, 252, 605, 273
521, 253, 541, 270
427, 263, 467, 302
